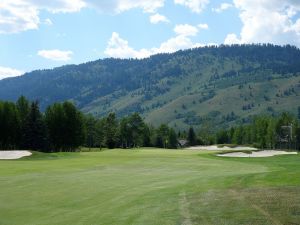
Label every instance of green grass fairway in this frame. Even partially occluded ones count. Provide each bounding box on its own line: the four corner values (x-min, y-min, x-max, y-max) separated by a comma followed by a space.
0, 149, 300, 225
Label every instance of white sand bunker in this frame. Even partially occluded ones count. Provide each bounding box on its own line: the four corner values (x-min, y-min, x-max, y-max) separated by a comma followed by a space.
186, 145, 257, 151
218, 150, 298, 158
0, 151, 32, 159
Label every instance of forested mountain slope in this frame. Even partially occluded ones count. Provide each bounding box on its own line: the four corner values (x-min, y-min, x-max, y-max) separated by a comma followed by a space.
1, 44, 300, 129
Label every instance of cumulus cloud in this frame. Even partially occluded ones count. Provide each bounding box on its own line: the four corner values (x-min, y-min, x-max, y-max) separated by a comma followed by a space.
104, 32, 152, 59
0, 0, 164, 34
37, 49, 73, 61
0, 66, 24, 80
198, 23, 208, 30
28, 0, 86, 13
150, 13, 169, 24
86, 0, 165, 14
0, 0, 40, 34
174, 24, 198, 36
224, 33, 241, 45
212, 3, 233, 13
44, 18, 53, 26
104, 23, 208, 59
225, 0, 300, 46
174, 0, 209, 13
0, 0, 85, 34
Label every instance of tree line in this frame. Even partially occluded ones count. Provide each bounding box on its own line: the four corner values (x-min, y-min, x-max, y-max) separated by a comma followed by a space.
213, 113, 300, 149
0, 96, 180, 151
1, 96, 300, 152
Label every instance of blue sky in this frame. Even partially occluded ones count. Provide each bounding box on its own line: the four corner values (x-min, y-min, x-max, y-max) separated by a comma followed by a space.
0, 0, 300, 79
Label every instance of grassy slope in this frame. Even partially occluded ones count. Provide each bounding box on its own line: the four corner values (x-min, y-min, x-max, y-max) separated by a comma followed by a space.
145, 75, 300, 129
0, 149, 299, 225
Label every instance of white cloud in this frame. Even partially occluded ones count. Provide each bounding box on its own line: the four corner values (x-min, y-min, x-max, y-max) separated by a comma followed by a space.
174, 24, 198, 36
44, 18, 53, 26
0, 0, 40, 34
150, 13, 169, 24
224, 33, 241, 45
0, 0, 164, 34
0, 66, 24, 80
104, 32, 152, 58
227, 0, 300, 46
105, 24, 207, 59
174, 0, 209, 13
85, 0, 164, 14
198, 23, 208, 30
0, 0, 85, 34
28, 0, 86, 13
37, 49, 73, 61
212, 3, 233, 13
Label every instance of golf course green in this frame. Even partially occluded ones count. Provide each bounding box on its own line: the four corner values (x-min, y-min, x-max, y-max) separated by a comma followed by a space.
0, 149, 299, 225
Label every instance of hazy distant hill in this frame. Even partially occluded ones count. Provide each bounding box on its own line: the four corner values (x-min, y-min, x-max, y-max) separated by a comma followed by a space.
1, 44, 300, 130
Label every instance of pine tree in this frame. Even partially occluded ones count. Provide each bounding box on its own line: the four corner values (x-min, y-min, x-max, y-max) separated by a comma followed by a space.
119, 116, 131, 148
45, 101, 85, 151
22, 101, 47, 151
188, 127, 196, 146
85, 115, 97, 149
168, 128, 178, 149
0, 102, 20, 149
62, 102, 85, 151
128, 113, 145, 148
95, 118, 105, 150
157, 124, 169, 148
45, 103, 65, 151
104, 113, 119, 149
16, 96, 30, 147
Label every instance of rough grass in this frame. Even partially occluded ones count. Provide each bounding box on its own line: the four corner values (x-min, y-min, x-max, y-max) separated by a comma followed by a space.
0, 149, 299, 225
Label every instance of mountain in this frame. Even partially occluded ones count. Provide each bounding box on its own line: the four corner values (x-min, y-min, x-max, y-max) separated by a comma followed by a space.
1, 44, 300, 130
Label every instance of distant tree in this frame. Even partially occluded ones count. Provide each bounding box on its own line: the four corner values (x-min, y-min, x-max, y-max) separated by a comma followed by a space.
0, 101, 20, 149
62, 102, 85, 151
275, 112, 294, 142
142, 124, 151, 147
16, 96, 30, 147
104, 113, 119, 149
119, 116, 131, 148
95, 118, 105, 150
232, 126, 243, 145
168, 128, 178, 149
45, 102, 85, 151
22, 101, 47, 151
254, 117, 269, 148
266, 118, 276, 149
188, 127, 196, 146
128, 113, 145, 147
16, 96, 30, 126
157, 124, 169, 148
45, 103, 65, 150
216, 129, 229, 144
85, 115, 97, 149
295, 126, 300, 150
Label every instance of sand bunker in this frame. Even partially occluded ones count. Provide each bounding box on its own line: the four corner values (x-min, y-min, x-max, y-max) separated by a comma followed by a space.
186, 145, 257, 151
0, 151, 32, 159
218, 150, 298, 158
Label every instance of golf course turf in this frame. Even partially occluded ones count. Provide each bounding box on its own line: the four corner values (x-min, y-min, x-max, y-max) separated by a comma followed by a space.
0, 149, 299, 225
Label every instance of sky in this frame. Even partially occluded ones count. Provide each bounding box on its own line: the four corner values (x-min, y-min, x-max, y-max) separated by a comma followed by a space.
0, 0, 300, 79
